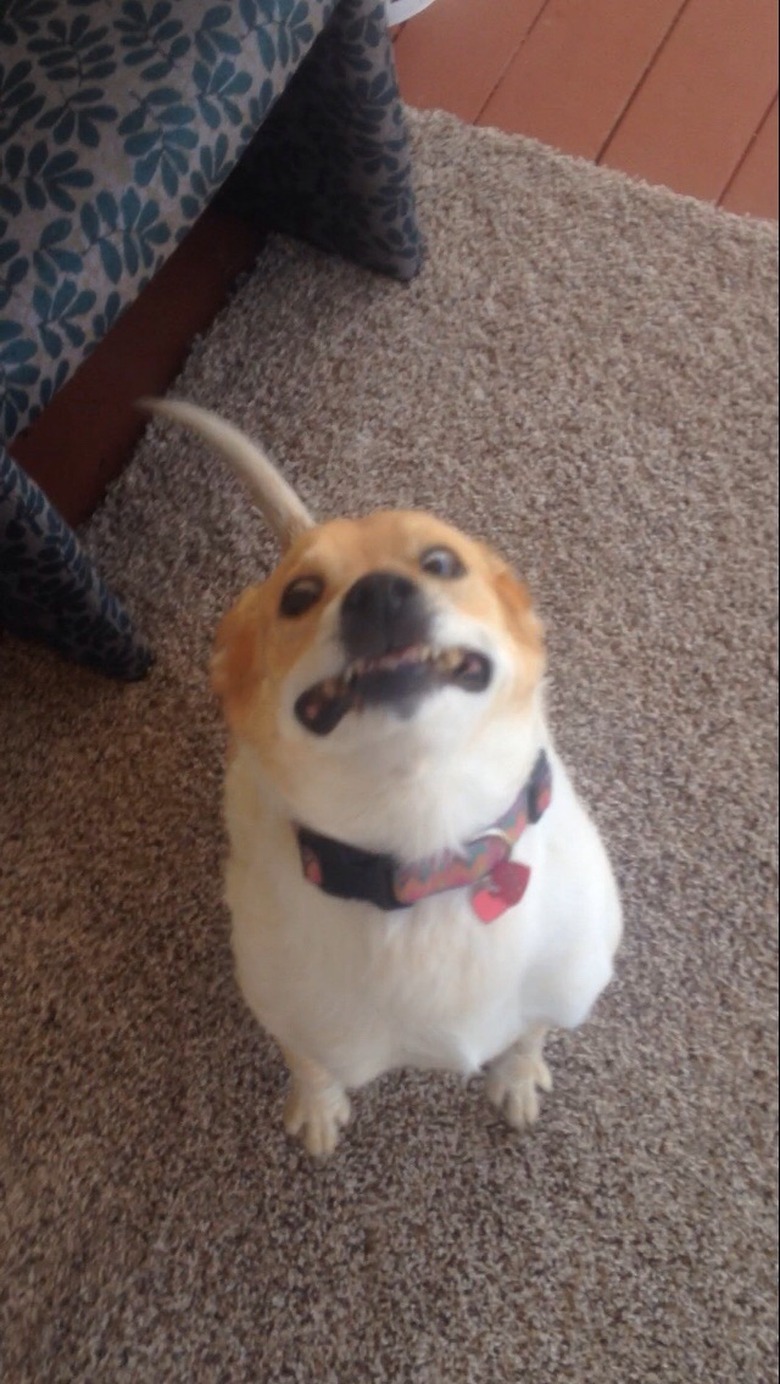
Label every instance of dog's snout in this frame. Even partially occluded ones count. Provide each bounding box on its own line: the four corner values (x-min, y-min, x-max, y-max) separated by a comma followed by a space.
343, 572, 417, 619
341, 571, 429, 659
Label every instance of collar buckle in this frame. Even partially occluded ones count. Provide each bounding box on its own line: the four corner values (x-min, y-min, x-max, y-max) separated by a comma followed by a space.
467, 825, 514, 856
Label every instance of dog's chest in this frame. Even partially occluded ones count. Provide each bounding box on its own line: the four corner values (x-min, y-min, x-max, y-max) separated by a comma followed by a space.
219, 737, 628, 1089
224, 769, 549, 1086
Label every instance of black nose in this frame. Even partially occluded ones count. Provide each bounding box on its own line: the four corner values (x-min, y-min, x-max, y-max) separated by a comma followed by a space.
340, 571, 429, 660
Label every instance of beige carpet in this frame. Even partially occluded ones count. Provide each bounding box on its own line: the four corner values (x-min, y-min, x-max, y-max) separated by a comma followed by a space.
2, 111, 777, 1383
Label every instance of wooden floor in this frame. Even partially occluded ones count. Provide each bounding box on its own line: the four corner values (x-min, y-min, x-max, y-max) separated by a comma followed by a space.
393, 0, 778, 218
15, 0, 777, 524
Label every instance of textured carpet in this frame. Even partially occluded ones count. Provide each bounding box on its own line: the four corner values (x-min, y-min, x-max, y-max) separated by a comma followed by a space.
2, 111, 777, 1383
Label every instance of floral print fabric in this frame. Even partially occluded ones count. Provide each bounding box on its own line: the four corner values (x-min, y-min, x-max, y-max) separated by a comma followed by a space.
0, 0, 420, 676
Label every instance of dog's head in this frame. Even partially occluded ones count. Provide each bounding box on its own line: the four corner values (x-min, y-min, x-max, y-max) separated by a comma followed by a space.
212, 509, 544, 768
141, 399, 546, 848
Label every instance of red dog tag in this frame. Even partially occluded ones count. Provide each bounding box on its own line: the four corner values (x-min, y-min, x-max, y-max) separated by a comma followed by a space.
471, 860, 531, 923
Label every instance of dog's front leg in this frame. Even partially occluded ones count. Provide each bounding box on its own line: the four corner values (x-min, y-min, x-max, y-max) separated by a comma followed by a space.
485, 1023, 552, 1130
282, 1048, 351, 1158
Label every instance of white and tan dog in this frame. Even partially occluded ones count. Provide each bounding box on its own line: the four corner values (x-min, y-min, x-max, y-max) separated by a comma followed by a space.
146, 400, 622, 1158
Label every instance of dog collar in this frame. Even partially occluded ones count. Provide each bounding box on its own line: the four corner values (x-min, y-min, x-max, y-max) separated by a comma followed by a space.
296, 750, 552, 923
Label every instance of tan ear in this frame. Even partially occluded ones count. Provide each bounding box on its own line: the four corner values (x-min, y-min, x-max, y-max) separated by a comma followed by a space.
210, 586, 266, 730
490, 562, 546, 679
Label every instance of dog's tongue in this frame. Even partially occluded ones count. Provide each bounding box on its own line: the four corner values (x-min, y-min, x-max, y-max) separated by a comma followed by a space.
295, 684, 353, 736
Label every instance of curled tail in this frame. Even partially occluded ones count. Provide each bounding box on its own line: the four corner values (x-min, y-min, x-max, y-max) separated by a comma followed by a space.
139, 397, 314, 548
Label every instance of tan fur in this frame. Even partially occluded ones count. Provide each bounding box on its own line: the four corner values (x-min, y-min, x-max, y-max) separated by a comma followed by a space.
212, 512, 546, 753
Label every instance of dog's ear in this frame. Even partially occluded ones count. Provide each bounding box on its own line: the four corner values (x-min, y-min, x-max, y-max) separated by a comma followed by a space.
482, 549, 546, 679
211, 586, 266, 730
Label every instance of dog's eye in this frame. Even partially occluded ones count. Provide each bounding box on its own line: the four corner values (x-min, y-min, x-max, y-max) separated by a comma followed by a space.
280, 576, 324, 618
420, 546, 466, 579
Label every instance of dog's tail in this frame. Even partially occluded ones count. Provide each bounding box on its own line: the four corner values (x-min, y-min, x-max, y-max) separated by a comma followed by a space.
139, 397, 314, 548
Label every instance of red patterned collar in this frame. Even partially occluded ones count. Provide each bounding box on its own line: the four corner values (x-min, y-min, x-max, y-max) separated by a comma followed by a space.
296, 751, 552, 923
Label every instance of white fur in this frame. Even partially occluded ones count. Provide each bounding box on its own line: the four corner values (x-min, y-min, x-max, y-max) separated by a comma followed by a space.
224, 587, 622, 1155
140, 397, 313, 545
226, 737, 621, 1094
150, 400, 624, 1156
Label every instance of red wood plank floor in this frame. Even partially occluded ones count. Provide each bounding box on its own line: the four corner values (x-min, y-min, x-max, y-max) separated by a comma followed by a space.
394, 0, 779, 219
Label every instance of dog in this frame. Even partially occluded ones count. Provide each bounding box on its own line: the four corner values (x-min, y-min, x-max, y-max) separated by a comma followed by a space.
144, 399, 623, 1158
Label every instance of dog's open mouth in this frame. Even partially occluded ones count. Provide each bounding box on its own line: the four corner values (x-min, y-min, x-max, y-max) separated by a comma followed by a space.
295, 645, 492, 736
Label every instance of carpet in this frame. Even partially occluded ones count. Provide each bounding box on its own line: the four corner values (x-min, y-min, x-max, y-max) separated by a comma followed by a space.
2, 111, 777, 1383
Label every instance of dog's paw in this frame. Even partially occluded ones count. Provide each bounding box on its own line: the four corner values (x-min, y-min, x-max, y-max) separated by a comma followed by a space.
283, 1083, 351, 1158
486, 1053, 553, 1131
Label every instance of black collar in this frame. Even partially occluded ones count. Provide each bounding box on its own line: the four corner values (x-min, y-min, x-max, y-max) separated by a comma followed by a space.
295, 750, 552, 913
